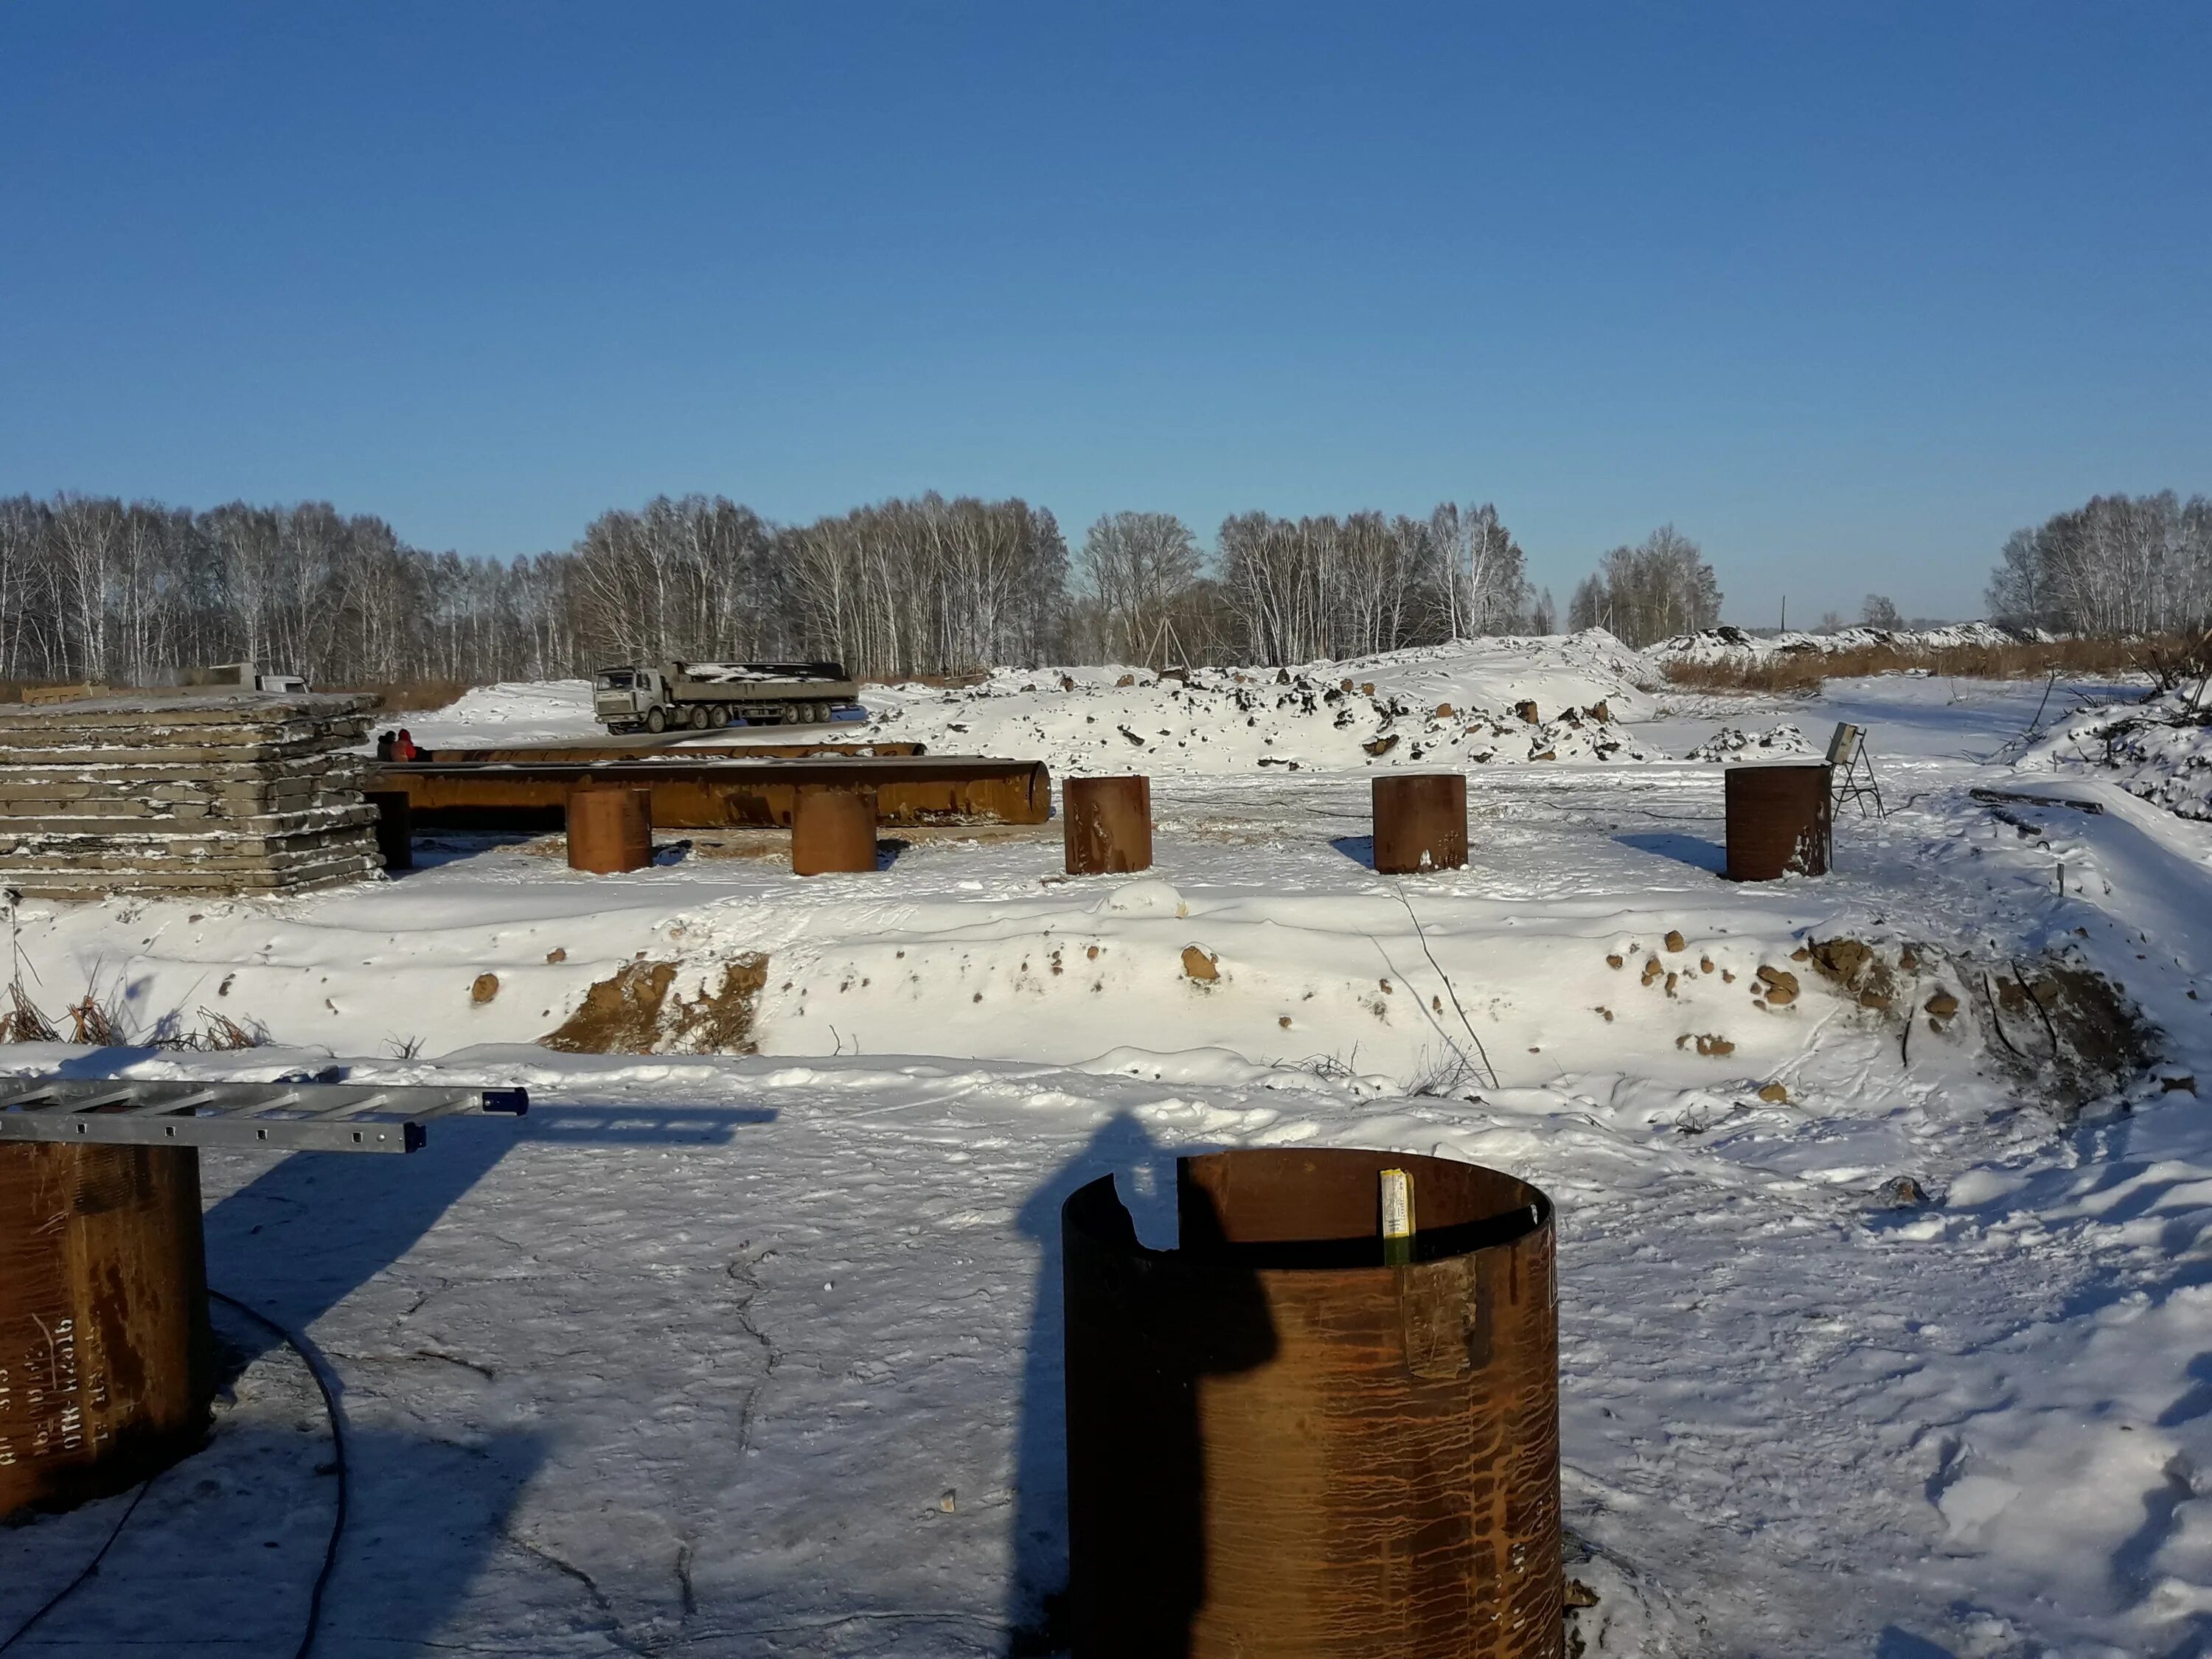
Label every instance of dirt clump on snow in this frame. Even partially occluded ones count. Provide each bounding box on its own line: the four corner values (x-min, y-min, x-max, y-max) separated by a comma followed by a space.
1806, 938, 1899, 1010
1182, 945, 1220, 982
664, 956, 770, 1052
541, 953, 771, 1054
1788, 934, 2159, 1110
543, 961, 678, 1052
1988, 961, 2157, 1097
470, 973, 499, 1004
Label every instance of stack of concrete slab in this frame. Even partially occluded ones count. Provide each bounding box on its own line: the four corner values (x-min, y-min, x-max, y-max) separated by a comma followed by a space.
0, 692, 382, 898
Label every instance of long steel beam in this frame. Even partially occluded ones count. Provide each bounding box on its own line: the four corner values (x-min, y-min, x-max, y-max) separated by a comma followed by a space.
423, 739, 926, 763
374, 754, 1053, 829
0, 1077, 529, 1152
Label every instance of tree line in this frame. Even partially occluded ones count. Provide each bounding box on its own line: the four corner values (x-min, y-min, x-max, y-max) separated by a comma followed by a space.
1988, 491, 2212, 637
1565, 526, 1725, 647
0, 490, 1579, 684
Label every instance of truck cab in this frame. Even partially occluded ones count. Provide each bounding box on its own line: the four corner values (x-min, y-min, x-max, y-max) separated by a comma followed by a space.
593, 666, 664, 728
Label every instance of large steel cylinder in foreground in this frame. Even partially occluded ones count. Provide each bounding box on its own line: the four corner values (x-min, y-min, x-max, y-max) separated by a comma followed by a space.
1063, 775, 1153, 874
1063, 1147, 1560, 1658
1725, 761, 1832, 881
0, 1144, 212, 1520
1371, 772, 1469, 874
369, 789, 413, 870
566, 785, 653, 874
791, 785, 878, 875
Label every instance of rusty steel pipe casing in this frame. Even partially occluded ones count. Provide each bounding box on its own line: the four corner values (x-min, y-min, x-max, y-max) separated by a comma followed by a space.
1063, 775, 1153, 874
0, 1144, 213, 1520
1724, 761, 1833, 880
368, 789, 413, 870
566, 785, 653, 874
1063, 1147, 1560, 1659
791, 786, 878, 875
1371, 773, 1468, 874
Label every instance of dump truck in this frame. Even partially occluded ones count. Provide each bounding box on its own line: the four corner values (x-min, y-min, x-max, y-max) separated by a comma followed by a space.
591, 661, 865, 734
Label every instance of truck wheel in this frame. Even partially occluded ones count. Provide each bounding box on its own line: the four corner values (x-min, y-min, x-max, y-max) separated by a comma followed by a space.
646, 707, 667, 734
689, 705, 709, 731
709, 704, 730, 729
781, 703, 801, 726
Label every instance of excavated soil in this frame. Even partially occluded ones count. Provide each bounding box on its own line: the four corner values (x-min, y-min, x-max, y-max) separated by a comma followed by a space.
540, 953, 771, 1054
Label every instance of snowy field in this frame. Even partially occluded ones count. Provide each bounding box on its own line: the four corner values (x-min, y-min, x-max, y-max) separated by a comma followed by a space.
8, 641, 2212, 1657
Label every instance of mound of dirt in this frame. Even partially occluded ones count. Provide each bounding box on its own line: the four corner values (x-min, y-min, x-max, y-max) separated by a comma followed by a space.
1803, 934, 2158, 1110
542, 954, 769, 1054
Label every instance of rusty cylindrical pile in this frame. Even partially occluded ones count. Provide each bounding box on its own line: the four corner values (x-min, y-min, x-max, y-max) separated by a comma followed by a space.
566, 785, 653, 874
1062, 1147, 1560, 1658
368, 789, 413, 870
1724, 761, 1833, 880
791, 786, 878, 875
1371, 772, 1469, 874
0, 1144, 212, 1519
1062, 775, 1153, 875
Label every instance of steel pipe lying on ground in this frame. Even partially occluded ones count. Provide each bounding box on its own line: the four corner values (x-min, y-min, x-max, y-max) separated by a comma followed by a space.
375, 755, 1051, 831
423, 739, 925, 763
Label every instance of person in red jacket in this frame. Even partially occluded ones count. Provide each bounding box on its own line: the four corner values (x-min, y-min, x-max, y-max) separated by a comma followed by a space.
392, 728, 420, 761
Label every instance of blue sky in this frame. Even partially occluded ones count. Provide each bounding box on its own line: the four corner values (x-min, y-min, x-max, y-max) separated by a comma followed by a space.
3, 3, 2206, 623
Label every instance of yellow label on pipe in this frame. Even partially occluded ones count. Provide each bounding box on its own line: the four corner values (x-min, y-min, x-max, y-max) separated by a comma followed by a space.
1380, 1167, 1414, 1265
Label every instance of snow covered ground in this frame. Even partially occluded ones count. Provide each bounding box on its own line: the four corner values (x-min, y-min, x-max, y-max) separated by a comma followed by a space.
2024, 685, 2212, 825
7, 650, 2212, 1657
1649, 622, 2052, 665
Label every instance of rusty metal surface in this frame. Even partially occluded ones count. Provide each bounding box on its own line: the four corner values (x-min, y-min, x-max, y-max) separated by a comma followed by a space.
368, 789, 412, 870
0, 1143, 212, 1520
1064, 1147, 1560, 1658
1063, 775, 1152, 874
791, 786, 878, 876
1371, 773, 1469, 874
375, 755, 1051, 830
566, 785, 653, 874
426, 739, 925, 763
1725, 761, 1832, 880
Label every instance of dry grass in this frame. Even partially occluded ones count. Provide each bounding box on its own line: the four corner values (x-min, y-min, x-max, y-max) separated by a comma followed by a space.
64, 992, 122, 1047
1660, 656, 1831, 695
2, 982, 59, 1043
1662, 636, 2166, 695
0, 977, 265, 1050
